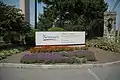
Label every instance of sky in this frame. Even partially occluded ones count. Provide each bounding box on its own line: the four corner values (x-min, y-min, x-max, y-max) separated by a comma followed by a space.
0, 0, 120, 29
0, 0, 44, 26
105, 0, 120, 29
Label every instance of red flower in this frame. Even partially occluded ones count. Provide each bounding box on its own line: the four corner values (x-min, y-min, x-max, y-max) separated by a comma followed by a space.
29, 45, 88, 53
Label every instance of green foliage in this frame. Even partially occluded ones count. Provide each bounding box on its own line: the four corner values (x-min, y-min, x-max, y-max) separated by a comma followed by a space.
87, 37, 120, 53
37, 14, 53, 31
0, 1, 31, 43
64, 25, 85, 31
25, 29, 35, 45
3, 32, 11, 43
38, 0, 108, 38
3, 31, 20, 44
10, 32, 20, 44
0, 47, 25, 60
21, 56, 87, 64
48, 27, 65, 31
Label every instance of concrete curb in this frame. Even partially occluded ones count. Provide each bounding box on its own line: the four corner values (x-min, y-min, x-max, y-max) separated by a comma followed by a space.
0, 60, 120, 69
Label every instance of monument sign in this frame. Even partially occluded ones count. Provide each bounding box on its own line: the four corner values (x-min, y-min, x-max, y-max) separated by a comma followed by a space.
36, 32, 85, 45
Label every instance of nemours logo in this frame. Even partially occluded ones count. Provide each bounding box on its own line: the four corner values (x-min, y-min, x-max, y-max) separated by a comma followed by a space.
43, 35, 59, 41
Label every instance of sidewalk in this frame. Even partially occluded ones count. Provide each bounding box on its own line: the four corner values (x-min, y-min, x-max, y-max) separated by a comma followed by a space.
89, 47, 120, 63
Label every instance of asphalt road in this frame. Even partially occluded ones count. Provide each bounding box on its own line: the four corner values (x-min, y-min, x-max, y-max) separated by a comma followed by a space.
0, 63, 120, 80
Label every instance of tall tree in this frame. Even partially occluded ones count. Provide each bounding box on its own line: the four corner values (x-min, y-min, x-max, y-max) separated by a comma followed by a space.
0, 1, 31, 43
37, 0, 108, 38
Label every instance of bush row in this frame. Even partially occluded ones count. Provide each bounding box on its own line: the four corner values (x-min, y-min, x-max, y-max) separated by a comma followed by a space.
0, 47, 25, 60
48, 27, 65, 31
21, 53, 87, 64
21, 50, 96, 64
87, 37, 120, 53
52, 50, 96, 61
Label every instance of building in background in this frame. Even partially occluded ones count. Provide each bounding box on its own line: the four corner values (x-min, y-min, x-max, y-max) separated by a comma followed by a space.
20, 0, 30, 23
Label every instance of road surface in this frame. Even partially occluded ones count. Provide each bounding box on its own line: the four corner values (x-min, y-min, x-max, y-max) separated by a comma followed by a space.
0, 63, 120, 80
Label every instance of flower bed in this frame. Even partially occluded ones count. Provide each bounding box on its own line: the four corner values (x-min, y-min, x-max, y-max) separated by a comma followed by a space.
21, 45, 96, 64
21, 49, 96, 64
29, 46, 88, 53
21, 53, 88, 64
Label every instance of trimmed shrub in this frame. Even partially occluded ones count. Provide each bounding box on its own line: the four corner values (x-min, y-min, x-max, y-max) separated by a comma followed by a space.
53, 50, 96, 61
0, 47, 26, 60
2, 50, 12, 56
21, 53, 85, 64
21, 53, 88, 64
21, 50, 96, 64
87, 37, 120, 53
21, 53, 65, 64
0, 52, 7, 59
25, 29, 35, 45
48, 27, 65, 31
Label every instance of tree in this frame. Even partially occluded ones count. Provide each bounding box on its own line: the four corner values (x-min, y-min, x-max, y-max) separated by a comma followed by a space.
37, 14, 53, 31
0, 1, 31, 44
37, 0, 108, 38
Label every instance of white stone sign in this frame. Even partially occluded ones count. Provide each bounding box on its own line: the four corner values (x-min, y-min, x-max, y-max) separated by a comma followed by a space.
36, 31, 85, 45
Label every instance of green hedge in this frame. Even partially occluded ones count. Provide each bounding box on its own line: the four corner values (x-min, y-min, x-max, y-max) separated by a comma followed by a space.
25, 29, 35, 45
21, 56, 87, 64
48, 27, 65, 31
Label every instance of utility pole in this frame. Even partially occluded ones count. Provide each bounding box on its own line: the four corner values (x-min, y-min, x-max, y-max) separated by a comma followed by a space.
35, 0, 37, 29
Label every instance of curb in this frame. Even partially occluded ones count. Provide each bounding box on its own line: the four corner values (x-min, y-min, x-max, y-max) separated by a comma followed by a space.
0, 60, 120, 69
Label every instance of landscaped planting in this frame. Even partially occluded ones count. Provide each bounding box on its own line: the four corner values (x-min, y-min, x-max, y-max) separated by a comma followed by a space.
21, 53, 64, 64
0, 47, 25, 60
21, 52, 89, 64
29, 46, 88, 53
53, 50, 96, 61
21, 45, 96, 64
87, 37, 120, 53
